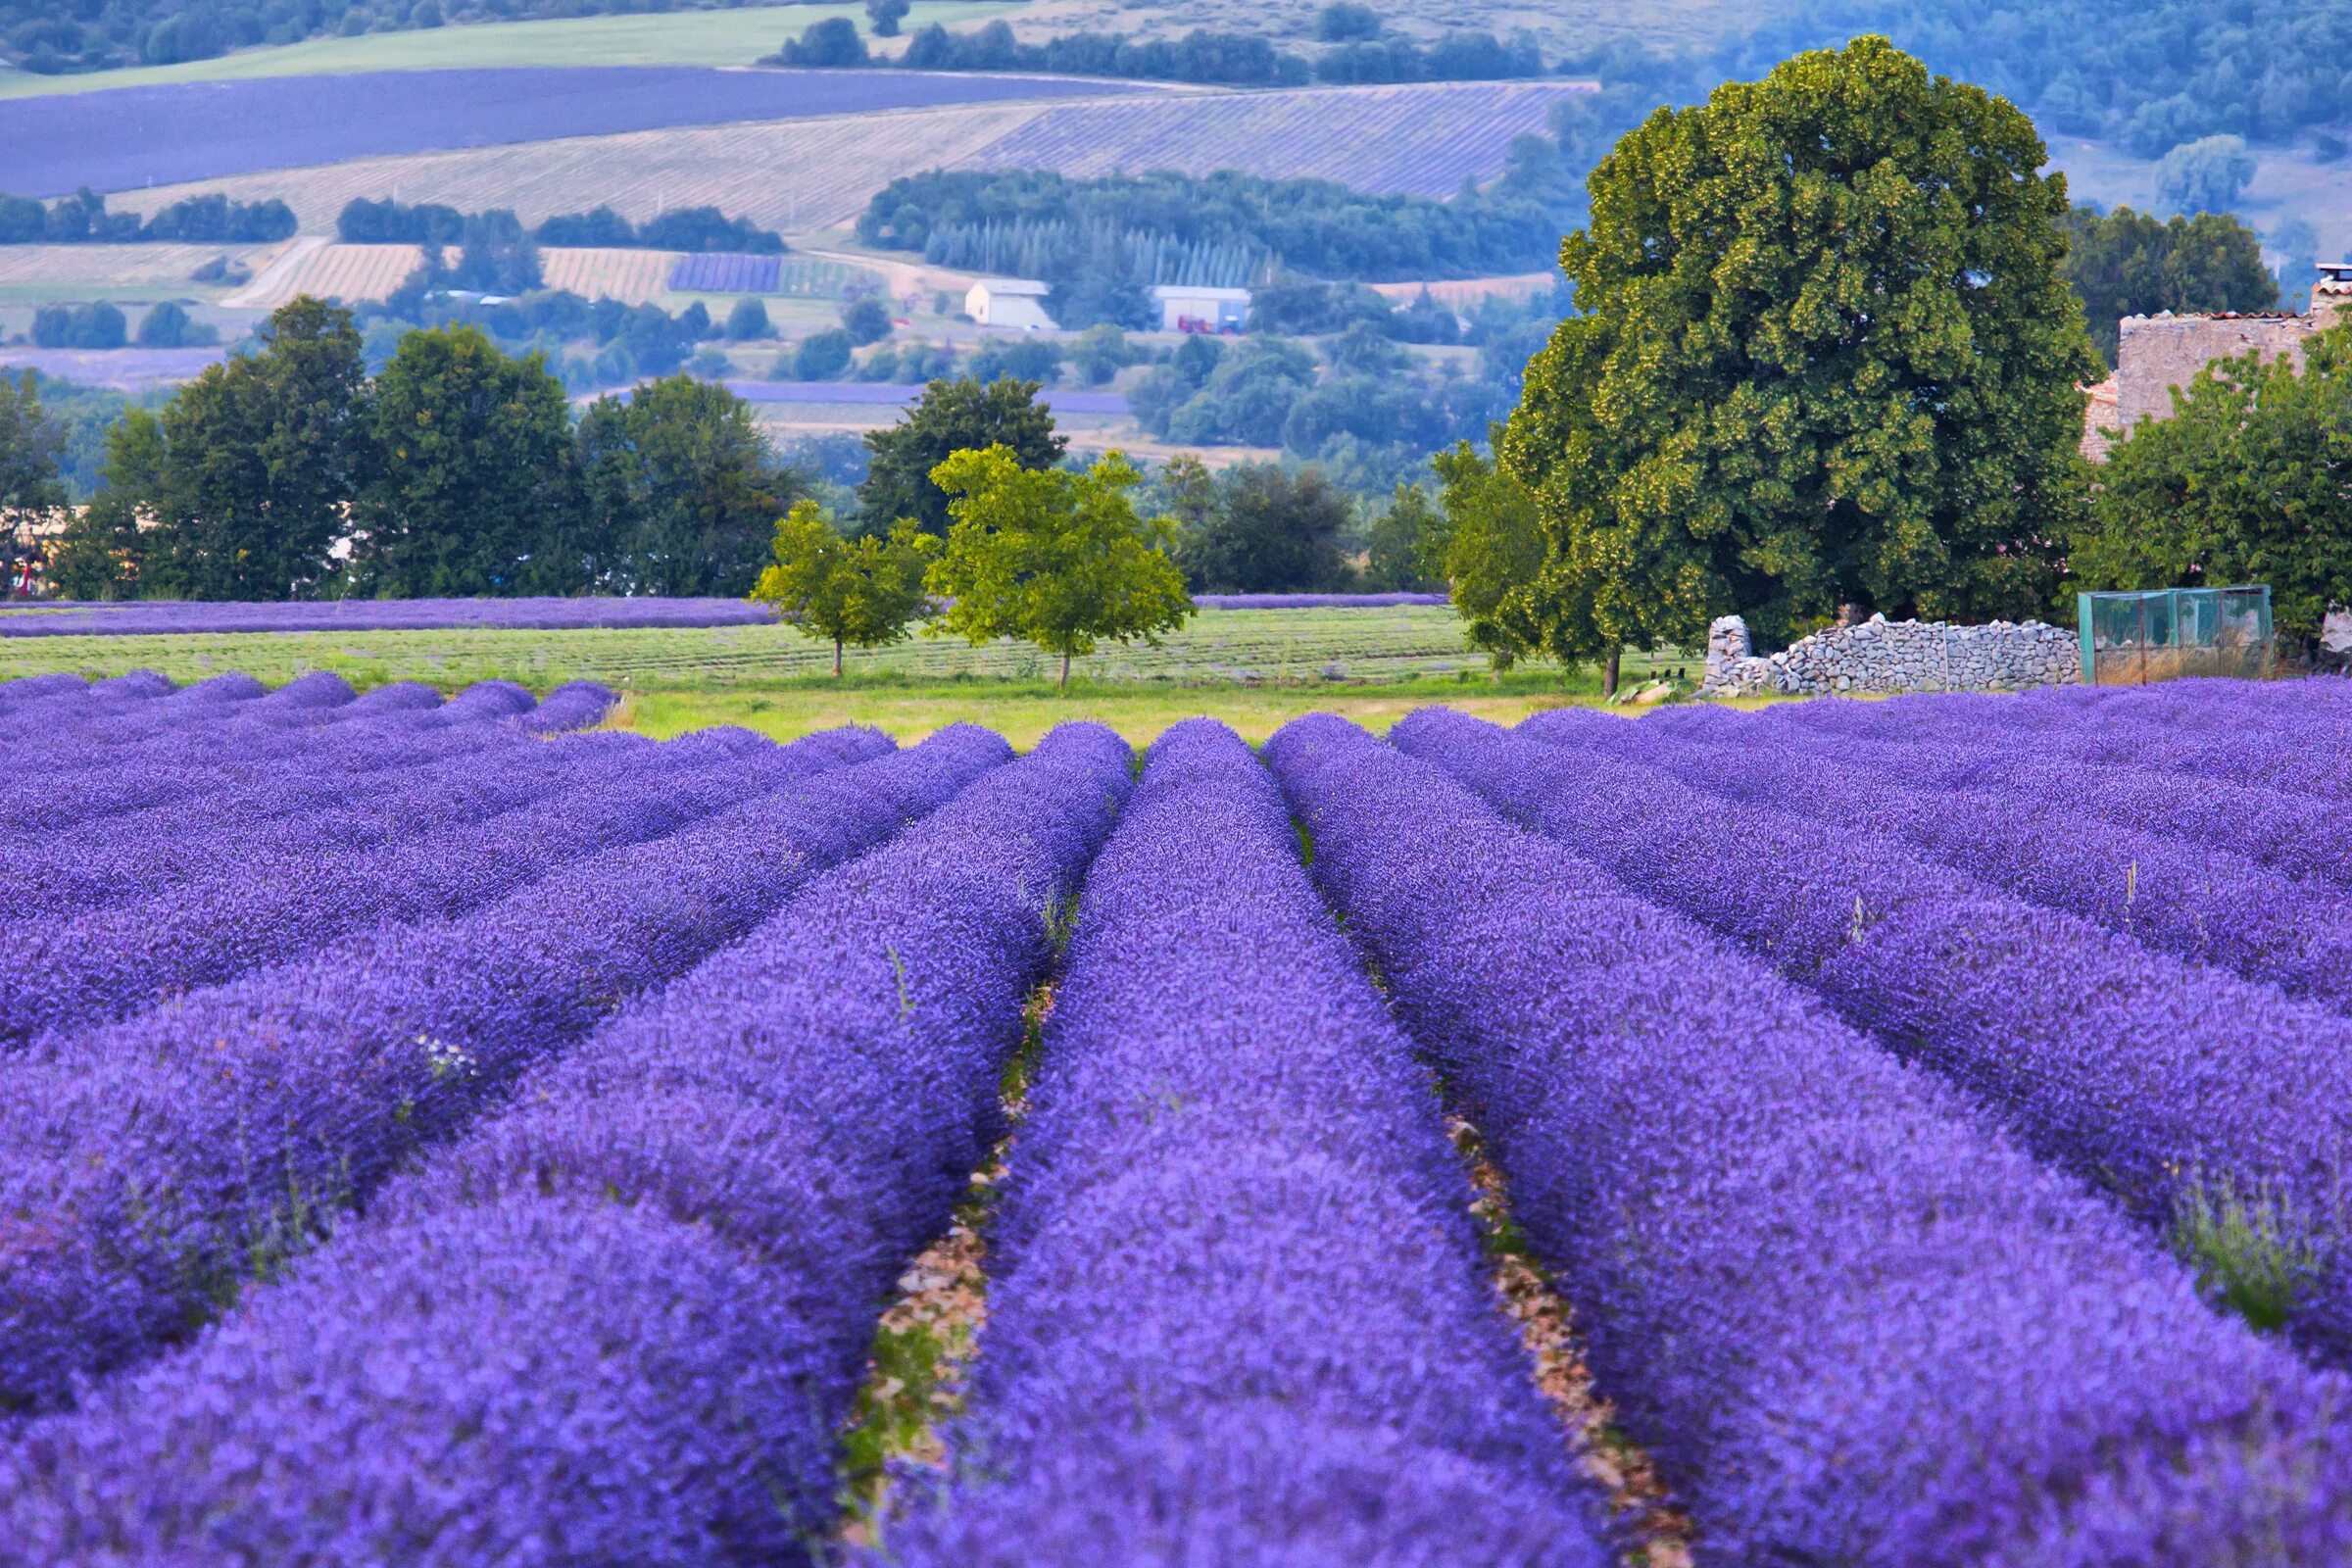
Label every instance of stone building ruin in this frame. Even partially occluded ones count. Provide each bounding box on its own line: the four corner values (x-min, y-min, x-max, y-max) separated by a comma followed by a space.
2082, 264, 2352, 458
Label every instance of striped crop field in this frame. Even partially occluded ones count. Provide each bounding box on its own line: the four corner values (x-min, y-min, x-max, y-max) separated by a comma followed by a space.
539, 246, 679, 304
241, 241, 425, 307
1, 671, 2349, 1562
109, 81, 1595, 235
968, 81, 1595, 195
0, 241, 287, 297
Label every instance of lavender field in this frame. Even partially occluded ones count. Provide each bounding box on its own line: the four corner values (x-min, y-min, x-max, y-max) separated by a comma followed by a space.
1, 669, 2348, 1562
0, 69, 1144, 198
0, 596, 781, 638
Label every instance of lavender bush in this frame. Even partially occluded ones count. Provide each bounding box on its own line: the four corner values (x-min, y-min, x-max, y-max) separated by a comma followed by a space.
879, 719, 1609, 1567
1551, 704, 2352, 1012
0, 724, 1130, 1562
1, 705, 739, 1048
1413, 708, 2352, 1359
0, 725, 999, 1412
0, 598, 783, 638
1267, 712, 2352, 1566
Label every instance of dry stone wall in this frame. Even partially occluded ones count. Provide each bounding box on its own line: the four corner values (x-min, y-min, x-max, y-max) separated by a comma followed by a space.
1701, 613, 2080, 698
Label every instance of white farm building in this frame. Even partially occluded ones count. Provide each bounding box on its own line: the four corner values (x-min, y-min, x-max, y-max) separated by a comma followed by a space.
966, 277, 1056, 330
1152, 284, 1250, 334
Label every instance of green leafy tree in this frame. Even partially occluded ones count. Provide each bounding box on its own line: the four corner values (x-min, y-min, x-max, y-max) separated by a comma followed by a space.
2073, 326, 2352, 649
726, 297, 773, 340
2156, 134, 2257, 216
750, 499, 934, 674
1428, 441, 1555, 676
349, 325, 575, 597
573, 374, 796, 596
1363, 480, 1444, 592
1177, 463, 1355, 593
0, 368, 67, 591
145, 296, 369, 600
925, 445, 1192, 689
1505, 36, 2100, 668
2063, 205, 2278, 366
841, 296, 894, 346
44, 407, 164, 599
858, 376, 1066, 538
866, 0, 911, 36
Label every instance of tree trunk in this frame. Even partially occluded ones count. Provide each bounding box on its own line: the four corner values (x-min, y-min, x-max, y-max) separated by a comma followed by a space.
1602, 647, 1621, 700
1059, 650, 1072, 692
833, 637, 844, 678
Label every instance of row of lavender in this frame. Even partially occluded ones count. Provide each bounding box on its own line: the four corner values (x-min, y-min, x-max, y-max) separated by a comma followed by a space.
0, 593, 1447, 639
5, 671, 2352, 1561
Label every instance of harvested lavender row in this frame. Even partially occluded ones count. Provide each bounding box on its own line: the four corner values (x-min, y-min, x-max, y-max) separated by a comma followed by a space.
881, 720, 1609, 1567
11, 696, 665, 922
0, 721, 862, 1049
0, 724, 977, 1414
1651, 701, 2352, 889
1267, 713, 2352, 1567
1407, 710, 2352, 1360
1548, 706, 2352, 1010
0, 724, 1128, 1560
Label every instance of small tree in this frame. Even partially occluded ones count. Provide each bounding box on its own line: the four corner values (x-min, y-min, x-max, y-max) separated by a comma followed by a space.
858, 376, 1066, 538
0, 369, 67, 593
925, 445, 1193, 690
751, 499, 933, 675
865, 0, 910, 37
1429, 441, 1556, 678
2074, 325, 2352, 651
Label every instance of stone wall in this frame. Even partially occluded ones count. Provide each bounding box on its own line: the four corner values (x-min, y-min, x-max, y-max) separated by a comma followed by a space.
1701, 612, 2080, 697
2115, 311, 2321, 425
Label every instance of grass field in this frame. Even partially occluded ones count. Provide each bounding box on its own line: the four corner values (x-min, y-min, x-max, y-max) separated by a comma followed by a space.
0, 4, 1011, 97
0, 608, 1700, 746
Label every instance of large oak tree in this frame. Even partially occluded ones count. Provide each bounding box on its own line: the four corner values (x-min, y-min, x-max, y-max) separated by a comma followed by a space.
1501, 36, 2099, 665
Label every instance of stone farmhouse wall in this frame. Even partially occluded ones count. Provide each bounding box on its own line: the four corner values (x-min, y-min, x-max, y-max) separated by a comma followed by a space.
1700, 612, 2080, 697
2085, 275, 2352, 458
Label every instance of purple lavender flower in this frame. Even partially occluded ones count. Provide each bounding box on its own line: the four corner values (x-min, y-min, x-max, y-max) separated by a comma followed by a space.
1267, 711, 2352, 1566
876, 718, 1609, 1566
0, 724, 979, 1411
0, 724, 1129, 1562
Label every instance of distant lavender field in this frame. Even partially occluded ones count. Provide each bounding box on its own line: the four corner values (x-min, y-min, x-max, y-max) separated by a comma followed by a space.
0, 598, 780, 637
1, 594, 1449, 636
728, 382, 1131, 416
0, 70, 1144, 198
1193, 593, 1448, 610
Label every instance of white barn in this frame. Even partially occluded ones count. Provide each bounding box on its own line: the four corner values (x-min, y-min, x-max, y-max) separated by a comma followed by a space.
965, 277, 1056, 330
1152, 283, 1250, 334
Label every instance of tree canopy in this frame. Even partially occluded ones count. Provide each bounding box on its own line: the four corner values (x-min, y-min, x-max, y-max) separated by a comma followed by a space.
750, 500, 933, 674
2073, 326, 2352, 646
2062, 206, 2278, 368
0, 370, 68, 590
1501, 35, 2099, 664
925, 446, 1193, 688
1174, 464, 1355, 594
858, 377, 1066, 538
347, 325, 576, 598
575, 374, 798, 597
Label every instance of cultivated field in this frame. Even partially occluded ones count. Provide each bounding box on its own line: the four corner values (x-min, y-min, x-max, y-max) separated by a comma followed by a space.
0, 606, 1586, 689
0, 2, 1012, 96
0, 668, 2346, 1560
4, 69, 1149, 201
537, 246, 678, 305
0, 241, 286, 302
107, 81, 1592, 233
